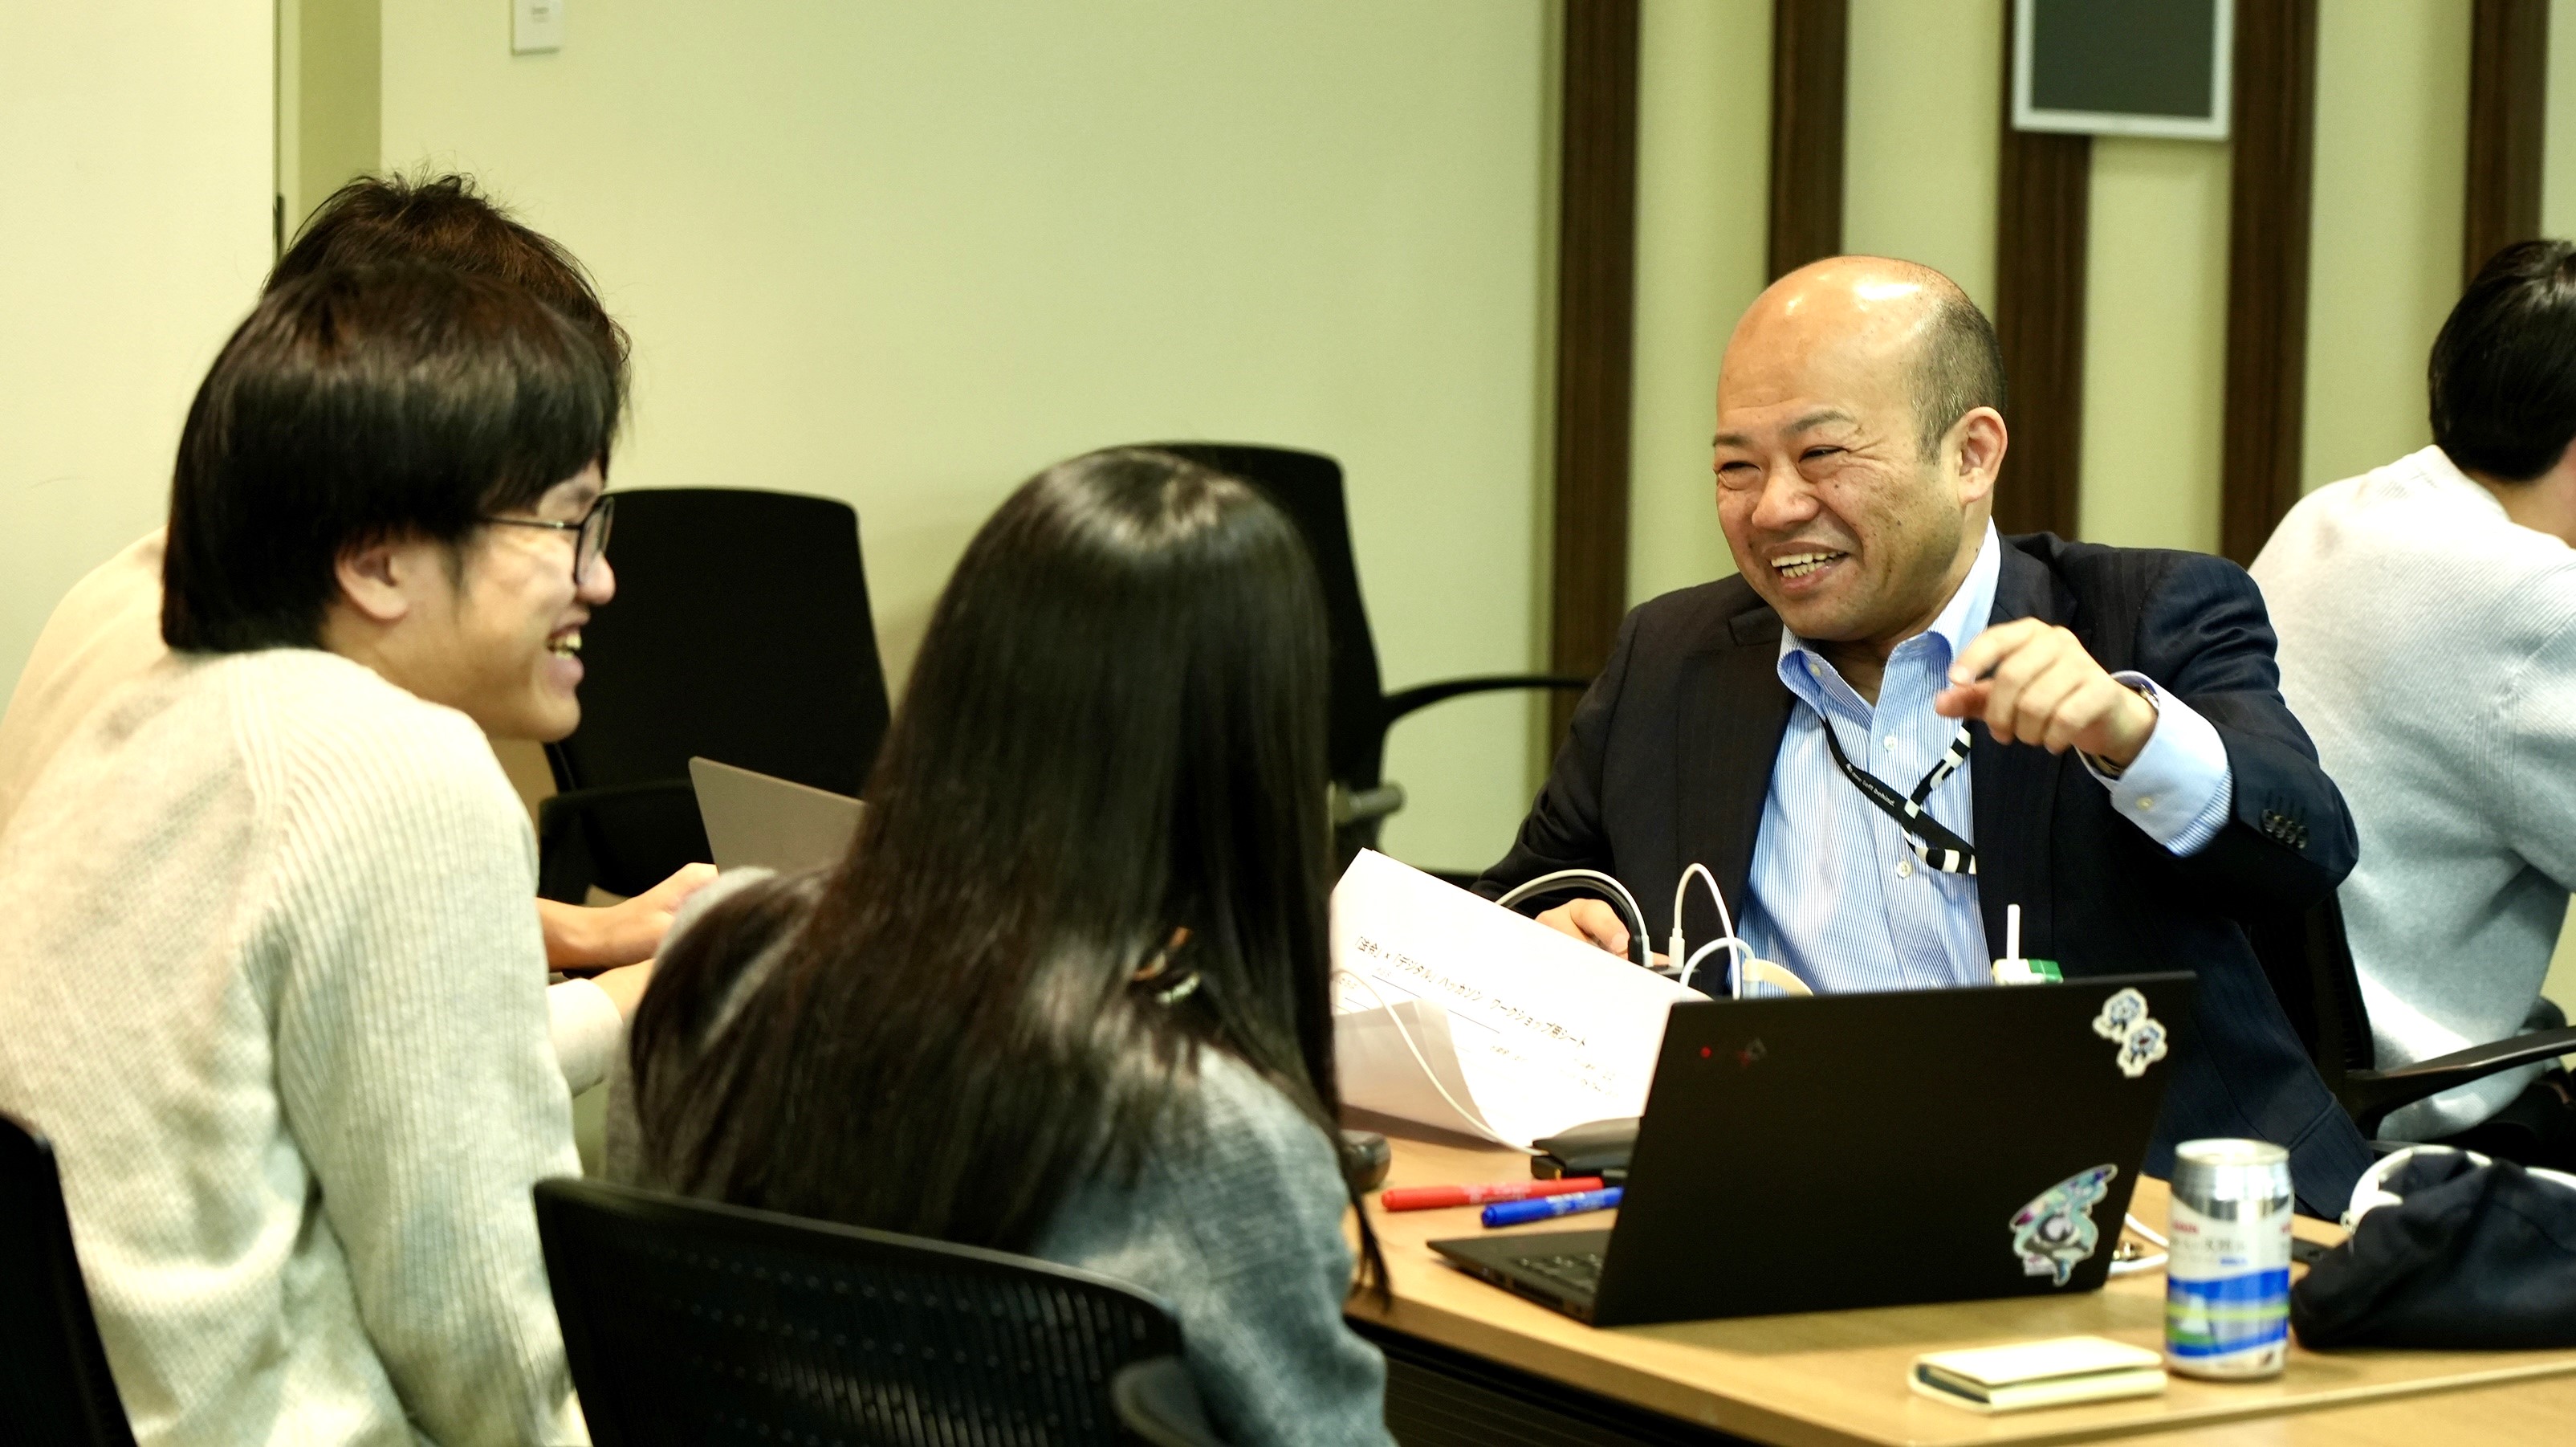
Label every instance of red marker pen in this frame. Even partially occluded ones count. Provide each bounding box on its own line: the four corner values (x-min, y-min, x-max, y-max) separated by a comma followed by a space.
1379, 1177, 1607, 1212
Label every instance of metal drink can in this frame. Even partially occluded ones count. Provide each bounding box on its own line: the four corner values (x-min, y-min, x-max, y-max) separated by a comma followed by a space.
2164, 1138, 2294, 1379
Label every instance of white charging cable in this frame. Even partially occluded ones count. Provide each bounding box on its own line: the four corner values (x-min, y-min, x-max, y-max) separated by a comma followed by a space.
1668, 863, 1748, 994
1496, 868, 1654, 970
2108, 1212, 2169, 1277
1675, 865, 1818, 998
1332, 968, 1539, 1154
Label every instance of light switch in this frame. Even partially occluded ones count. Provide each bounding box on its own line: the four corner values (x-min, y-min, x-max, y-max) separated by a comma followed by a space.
513, 0, 565, 55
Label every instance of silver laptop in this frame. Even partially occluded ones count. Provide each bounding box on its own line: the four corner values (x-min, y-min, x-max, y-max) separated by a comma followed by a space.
688, 757, 864, 873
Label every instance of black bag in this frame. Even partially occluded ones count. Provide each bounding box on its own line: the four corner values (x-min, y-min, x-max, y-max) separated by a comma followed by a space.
2291, 1146, 2576, 1350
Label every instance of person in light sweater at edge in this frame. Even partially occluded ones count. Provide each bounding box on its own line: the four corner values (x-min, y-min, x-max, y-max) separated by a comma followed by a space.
608, 449, 1394, 1447
0, 173, 714, 1097
2252, 240, 2576, 1166
0, 265, 617, 1444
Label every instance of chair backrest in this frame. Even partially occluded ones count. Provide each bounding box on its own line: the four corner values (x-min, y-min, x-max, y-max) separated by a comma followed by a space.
0, 1113, 136, 1447
535, 1177, 1187, 1447
1148, 444, 1391, 789
549, 488, 893, 800
2244, 893, 2375, 1094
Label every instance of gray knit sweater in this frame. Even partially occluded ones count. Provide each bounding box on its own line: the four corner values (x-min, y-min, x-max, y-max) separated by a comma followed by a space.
0, 648, 585, 1446
2254, 446, 2576, 1139
604, 870, 1392, 1447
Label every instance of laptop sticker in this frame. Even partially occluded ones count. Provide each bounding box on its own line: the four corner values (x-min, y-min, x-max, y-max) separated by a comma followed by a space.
2113, 1016, 2169, 1077
2091, 988, 2147, 1041
2091, 987, 2169, 1078
2009, 1164, 2118, 1286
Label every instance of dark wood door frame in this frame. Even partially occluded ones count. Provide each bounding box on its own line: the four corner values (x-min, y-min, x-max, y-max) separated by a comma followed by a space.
1992, 8, 2090, 541
1768, 0, 1850, 279
2464, 0, 2549, 284
2218, 0, 2321, 566
1547, 0, 1643, 741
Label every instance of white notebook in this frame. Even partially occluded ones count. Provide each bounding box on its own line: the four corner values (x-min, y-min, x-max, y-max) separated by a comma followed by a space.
1910, 1336, 2167, 1413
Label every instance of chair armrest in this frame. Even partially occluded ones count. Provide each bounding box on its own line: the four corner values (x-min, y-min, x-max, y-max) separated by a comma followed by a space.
2339, 1025, 2576, 1136
1380, 673, 1592, 726
1111, 1356, 1225, 1447
1329, 782, 1406, 828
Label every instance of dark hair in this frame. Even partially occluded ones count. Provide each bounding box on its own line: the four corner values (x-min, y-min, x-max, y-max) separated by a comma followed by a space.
161, 264, 618, 651
629, 447, 1382, 1288
1911, 287, 2008, 457
273, 173, 628, 404
2431, 239, 2576, 482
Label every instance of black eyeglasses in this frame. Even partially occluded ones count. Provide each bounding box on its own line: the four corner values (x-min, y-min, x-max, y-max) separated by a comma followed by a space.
482, 493, 617, 585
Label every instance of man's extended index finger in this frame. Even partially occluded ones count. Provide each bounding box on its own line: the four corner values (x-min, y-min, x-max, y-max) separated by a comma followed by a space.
1950, 617, 2039, 684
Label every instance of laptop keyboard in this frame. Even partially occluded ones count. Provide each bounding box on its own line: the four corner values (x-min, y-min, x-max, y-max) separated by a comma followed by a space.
1517, 1251, 1605, 1293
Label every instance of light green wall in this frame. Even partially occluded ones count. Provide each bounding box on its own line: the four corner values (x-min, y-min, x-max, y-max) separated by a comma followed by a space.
277, 0, 381, 232
2079, 138, 2232, 553
0, 2, 274, 695
2546, 0, 2576, 238
2302, 0, 2469, 494
1626, 0, 1770, 605
1842, 0, 2002, 316
373, 0, 1556, 873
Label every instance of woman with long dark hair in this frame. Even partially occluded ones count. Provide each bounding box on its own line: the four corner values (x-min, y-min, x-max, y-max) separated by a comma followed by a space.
609, 446, 1390, 1444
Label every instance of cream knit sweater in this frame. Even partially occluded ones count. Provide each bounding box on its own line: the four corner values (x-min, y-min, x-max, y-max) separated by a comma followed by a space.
0, 648, 585, 1445
2254, 446, 2576, 1140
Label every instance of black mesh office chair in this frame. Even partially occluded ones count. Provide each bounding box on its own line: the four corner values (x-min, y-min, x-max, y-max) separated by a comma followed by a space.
533, 1177, 1225, 1447
2249, 895, 2576, 1144
1150, 444, 1589, 861
0, 1112, 136, 1447
540, 488, 892, 900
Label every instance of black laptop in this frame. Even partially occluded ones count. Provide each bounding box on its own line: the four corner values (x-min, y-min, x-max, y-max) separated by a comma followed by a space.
1430, 972, 2196, 1326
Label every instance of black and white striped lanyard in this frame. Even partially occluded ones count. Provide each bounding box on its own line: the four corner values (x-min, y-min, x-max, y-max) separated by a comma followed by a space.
1817, 714, 1978, 875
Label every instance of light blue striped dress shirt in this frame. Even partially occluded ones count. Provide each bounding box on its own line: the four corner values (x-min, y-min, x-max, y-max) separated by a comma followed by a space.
1733, 525, 2236, 996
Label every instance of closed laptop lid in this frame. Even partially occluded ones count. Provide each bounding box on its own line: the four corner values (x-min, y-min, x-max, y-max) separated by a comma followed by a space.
690, 756, 865, 874
1590, 972, 2195, 1325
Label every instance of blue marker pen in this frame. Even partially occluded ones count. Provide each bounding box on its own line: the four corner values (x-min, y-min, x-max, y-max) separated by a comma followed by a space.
1481, 1185, 1622, 1228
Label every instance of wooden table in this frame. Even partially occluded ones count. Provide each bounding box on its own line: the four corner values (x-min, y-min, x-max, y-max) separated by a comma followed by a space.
1345, 1125, 2576, 1446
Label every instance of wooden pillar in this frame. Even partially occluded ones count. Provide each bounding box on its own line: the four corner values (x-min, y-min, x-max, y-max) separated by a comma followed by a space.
1992, 10, 2089, 540
1767, 0, 1849, 279
1547, 0, 1642, 740
2464, 0, 2549, 283
2218, 0, 2321, 567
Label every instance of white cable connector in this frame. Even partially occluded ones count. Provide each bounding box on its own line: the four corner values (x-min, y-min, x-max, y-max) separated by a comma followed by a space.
1501, 861, 1801, 997
1496, 869, 1655, 970
1677, 935, 1740, 993
1668, 863, 1741, 993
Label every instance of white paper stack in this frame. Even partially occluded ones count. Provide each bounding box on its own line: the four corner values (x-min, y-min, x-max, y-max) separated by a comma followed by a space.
1329, 850, 1691, 1147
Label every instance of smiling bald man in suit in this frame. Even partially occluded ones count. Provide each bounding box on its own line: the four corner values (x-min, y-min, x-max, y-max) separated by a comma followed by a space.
1480, 256, 2371, 1215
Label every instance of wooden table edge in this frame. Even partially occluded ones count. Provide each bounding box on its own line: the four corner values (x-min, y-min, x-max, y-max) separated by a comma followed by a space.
1352, 1285, 2576, 1447
1344, 1129, 2576, 1446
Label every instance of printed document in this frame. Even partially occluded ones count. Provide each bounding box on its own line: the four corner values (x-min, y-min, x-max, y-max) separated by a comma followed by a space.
1332, 850, 1691, 1147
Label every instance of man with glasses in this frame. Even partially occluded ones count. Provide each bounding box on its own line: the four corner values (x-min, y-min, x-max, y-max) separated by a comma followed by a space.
0, 263, 617, 1445
0, 175, 707, 1093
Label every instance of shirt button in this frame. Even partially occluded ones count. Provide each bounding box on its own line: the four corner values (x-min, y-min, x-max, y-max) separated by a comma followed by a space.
1896, 858, 1915, 878
1882, 735, 1898, 751
2135, 795, 2155, 811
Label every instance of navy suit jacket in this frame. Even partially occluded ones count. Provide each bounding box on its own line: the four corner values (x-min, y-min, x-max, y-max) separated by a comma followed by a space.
1477, 533, 2374, 1213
